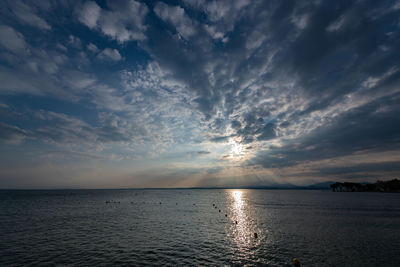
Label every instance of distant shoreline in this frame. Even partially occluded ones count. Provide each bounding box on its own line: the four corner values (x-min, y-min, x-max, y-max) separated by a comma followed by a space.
330, 179, 400, 193
2, 180, 399, 191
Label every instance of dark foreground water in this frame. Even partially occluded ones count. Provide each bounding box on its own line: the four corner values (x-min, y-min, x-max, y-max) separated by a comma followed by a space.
1, 189, 399, 266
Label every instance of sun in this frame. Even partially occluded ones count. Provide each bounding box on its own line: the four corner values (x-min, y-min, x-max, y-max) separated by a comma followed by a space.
232, 142, 242, 155
230, 141, 244, 158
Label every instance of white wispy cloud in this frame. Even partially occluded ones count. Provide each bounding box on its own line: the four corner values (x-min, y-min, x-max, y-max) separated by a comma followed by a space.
0, 25, 28, 53
78, 1, 101, 29
9, 0, 51, 30
62, 70, 97, 90
154, 2, 196, 39
87, 43, 99, 53
97, 48, 122, 61
0, 122, 26, 144
78, 0, 148, 42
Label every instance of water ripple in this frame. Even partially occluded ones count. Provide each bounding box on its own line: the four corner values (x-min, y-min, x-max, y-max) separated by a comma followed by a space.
0, 189, 399, 266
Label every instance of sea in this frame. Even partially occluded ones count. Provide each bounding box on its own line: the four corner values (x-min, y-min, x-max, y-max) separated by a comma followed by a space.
0, 189, 399, 266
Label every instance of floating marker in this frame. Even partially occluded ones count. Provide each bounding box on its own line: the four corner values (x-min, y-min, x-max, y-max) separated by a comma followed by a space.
254, 233, 258, 238
225, 214, 227, 217
235, 220, 238, 224
293, 258, 300, 267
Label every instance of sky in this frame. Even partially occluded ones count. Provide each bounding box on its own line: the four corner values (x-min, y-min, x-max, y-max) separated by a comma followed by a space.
0, 0, 399, 189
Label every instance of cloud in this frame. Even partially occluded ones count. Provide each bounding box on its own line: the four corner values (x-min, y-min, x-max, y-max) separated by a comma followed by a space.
313, 161, 400, 177
0, 122, 26, 144
32, 110, 132, 145
68, 35, 82, 49
62, 70, 97, 90
249, 93, 400, 169
209, 135, 234, 143
186, 150, 211, 157
184, 0, 250, 40
257, 123, 277, 141
9, 0, 51, 30
97, 48, 122, 61
78, 1, 101, 29
78, 0, 148, 42
154, 2, 196, 39
0, 66, 62, 95
196, 150, 210, 155
0, 25, 27, 53
87, 43, 99, 53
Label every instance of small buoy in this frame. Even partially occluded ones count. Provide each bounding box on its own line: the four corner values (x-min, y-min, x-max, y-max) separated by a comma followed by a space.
212, 204, 215, 206
293, 258, 300, 267
254, 233, 258, 238
176, 203, 178, 205
235, 220, 238, 224
225, 214, 227, 217
219, 209, 221, 212
159, 202, 162, 204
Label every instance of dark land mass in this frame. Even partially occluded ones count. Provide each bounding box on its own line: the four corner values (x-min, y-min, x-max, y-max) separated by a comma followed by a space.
330, 179, 400, 192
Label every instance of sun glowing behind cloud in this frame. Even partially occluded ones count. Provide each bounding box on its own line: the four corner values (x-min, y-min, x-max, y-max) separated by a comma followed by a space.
226, 140, 249, 162
231, 142, 243, 156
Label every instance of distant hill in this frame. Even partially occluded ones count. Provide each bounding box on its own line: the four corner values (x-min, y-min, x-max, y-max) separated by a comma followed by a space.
229, 181, 335, 190
302, 181, 336, 189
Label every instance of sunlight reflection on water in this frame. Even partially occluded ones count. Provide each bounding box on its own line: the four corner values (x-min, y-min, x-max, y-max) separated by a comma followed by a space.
227, 190, 261, 261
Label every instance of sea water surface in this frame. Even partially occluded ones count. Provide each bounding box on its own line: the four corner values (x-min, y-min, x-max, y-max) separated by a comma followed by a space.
1, 189, 399, 266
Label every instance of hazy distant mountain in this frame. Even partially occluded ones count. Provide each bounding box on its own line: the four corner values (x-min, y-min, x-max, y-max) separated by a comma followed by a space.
229, 181, 336, 190
303, 181, 337, 189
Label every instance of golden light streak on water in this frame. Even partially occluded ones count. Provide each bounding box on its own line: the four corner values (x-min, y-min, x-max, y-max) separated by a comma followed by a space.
228, 190, 261, 252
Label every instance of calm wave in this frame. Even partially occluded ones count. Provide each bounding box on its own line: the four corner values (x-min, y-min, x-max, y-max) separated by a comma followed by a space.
1, 189, 399, 266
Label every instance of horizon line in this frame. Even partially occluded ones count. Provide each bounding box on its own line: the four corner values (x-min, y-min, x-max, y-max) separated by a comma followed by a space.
0, 186, 331, 190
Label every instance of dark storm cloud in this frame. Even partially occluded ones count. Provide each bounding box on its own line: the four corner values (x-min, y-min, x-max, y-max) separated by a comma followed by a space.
250, 93, 400, 168
232, 114, 275, 143
315, 161, 400, 176
284, 161, 400, 181
144, 14, 217, 118
256, 123, 277, 141
272, 0, 400, 110
209, 135, 233, 143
